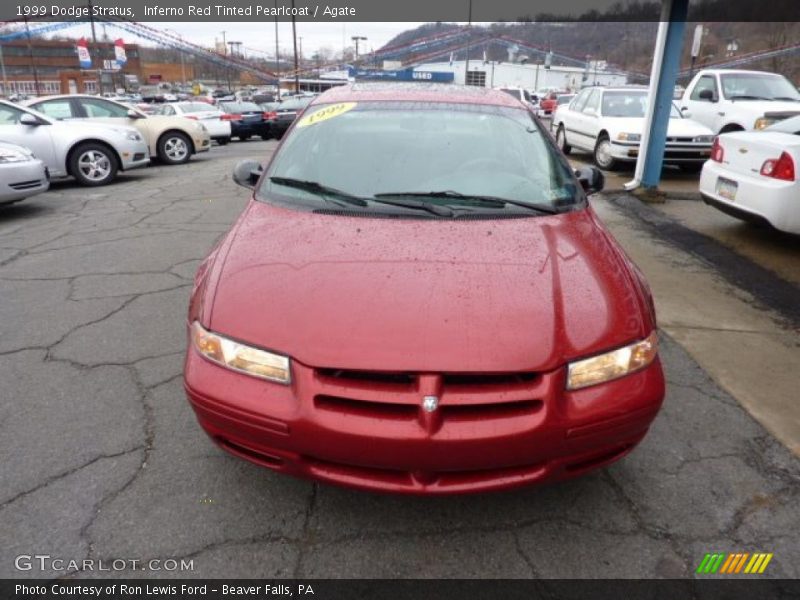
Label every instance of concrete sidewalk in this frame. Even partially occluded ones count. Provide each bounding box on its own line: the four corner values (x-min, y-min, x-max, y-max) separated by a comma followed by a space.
593, 193, 800, 455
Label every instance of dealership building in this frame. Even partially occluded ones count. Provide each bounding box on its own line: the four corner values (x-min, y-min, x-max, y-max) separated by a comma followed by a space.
412, 59, 628, 92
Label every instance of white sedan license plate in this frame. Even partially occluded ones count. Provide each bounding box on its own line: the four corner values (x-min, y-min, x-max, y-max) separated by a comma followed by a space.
716, 177, 738, 201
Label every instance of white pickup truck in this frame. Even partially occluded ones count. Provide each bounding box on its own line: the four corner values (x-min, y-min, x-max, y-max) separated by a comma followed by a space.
680, 69, 800, 134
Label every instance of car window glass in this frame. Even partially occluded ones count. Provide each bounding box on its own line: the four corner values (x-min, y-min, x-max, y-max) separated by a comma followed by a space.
765, 116, 800, 134
571, 90, 590, 112
720, 73, 800, 101
0, 104, 24, 124
82, 98, 130, 118
160, 105, 176, 115
261, 103, 579, 210
182, 103, 214, 113
35, 100, 74, 119
691, 75, 717, 101
582, 90, 600, 113
221, 102, 261, 113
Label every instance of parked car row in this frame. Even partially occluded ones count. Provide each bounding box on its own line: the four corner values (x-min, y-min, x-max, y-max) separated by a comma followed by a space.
0, 90, 321, 205
548, 70, 799, 234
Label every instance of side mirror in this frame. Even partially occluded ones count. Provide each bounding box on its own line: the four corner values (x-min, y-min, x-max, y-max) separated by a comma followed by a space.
681, 109, 692, 118
19, 113, 42, 126
232, 160, 263, 190
698, 89, 716, 102
126, 109, 144, 119
575, 167, 605, 195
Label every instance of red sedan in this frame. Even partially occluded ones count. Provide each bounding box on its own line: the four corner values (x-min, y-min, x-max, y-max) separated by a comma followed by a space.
184, 83, 665, 494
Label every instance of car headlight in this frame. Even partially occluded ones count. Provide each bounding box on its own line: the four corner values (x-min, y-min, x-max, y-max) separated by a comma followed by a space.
110, 128, 143, 141
566, 331, 658, 390
191, 321, 291, 384
617, 132, 641, 142
754, 117, 776, 130
693, 135, 714, 143
0, 148, 31, 163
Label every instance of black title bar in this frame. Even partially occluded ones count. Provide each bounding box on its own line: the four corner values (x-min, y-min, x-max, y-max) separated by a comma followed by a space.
2, 0, 800, 22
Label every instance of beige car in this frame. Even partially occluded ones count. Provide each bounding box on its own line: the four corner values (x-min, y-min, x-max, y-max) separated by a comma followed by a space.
26, 95, 210, 165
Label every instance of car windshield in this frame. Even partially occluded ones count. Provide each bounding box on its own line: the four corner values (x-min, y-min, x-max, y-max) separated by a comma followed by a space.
257, 101, 580, 213
220, 102, 261, 113
601, 92, 682, 118
720, 73, 800, 101
500, 89, 523, 101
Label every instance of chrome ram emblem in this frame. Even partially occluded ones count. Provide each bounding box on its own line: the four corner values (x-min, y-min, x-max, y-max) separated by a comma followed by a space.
422, 395, 439, 413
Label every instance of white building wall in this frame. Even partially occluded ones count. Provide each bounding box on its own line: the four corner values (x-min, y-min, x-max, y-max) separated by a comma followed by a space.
414, 61, 628, 92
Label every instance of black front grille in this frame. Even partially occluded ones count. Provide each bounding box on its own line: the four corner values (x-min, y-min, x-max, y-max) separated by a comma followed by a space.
133, 153, 146, 161
317, 368, 415, 386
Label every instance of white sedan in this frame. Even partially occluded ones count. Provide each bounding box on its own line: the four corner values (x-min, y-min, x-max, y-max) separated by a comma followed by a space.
155, 102, 232, 145
699, 116, 800, 234
0, 141, 49, 205
552, 87, 715, 171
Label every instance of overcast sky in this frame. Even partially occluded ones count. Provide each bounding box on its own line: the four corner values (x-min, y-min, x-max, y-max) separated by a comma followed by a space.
57, 22, 453, 58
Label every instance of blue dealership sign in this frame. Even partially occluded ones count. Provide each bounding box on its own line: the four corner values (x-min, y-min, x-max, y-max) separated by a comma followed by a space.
348, 68, 454, 83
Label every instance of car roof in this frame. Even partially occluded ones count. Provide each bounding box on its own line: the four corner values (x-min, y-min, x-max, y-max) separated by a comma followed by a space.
311, 82, 527, 109
28, 94, 104, 101
700, 69, 783, 75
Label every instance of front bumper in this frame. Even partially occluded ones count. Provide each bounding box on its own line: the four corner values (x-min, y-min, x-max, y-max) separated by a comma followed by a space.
118, 140, 151, 171
184, 344, 665, 494
0, 159, 49, 204
193, 131, 211, 153
610, 140, 713, 164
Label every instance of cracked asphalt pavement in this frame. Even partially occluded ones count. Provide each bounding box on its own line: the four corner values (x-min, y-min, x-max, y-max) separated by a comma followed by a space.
1, 141, 798, 579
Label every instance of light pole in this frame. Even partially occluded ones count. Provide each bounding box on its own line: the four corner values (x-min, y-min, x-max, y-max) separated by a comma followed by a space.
274, 1, 281, 100
0, 43, 8, 97
351, 36, 367, 61
464, 0, 472, 84
291, 0, 300, 93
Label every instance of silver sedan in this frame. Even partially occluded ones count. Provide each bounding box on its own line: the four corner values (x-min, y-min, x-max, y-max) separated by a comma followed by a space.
0, 100, 149, 186
0, 141, 49, 205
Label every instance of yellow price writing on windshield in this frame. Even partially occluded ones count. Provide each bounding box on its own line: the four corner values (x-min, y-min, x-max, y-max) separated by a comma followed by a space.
295, 102, 357, 128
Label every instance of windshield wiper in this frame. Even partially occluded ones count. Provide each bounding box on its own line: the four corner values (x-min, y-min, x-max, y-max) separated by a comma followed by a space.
728, 95, 772, 101
374, 190, 559, 215
269, 177, 368, 207
771, 97, 800, 102
368, 196, 455, 217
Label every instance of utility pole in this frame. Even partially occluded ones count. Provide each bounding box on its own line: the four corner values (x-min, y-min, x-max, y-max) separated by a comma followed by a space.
220, 30, 227, 54
23, 17, 41, 96
86, 0, 104, 94
274, 1, 281, 100
291, 0, 299, 93
464, 0, 472, 84
351, 36, 367, 60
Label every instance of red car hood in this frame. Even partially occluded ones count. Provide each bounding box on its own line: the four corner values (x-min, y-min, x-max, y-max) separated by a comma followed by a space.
208, 202, 648, 372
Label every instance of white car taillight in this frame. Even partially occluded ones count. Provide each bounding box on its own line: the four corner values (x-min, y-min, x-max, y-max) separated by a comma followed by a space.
760, 152, 795, 181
